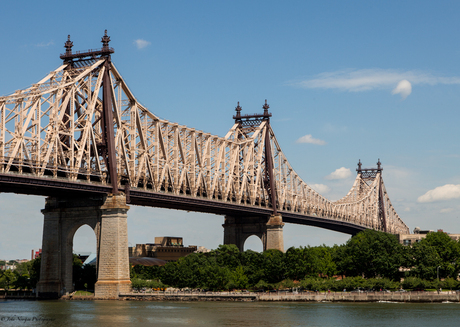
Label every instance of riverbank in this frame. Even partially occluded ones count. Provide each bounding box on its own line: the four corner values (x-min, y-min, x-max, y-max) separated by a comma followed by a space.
115, 290, 460, 303
4, 289, 459, 302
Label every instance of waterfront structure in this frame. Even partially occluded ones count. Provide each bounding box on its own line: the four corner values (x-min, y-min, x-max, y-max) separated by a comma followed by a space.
0, 32, 409, 298
398, 228, 460, 245
129, 237, 197, 262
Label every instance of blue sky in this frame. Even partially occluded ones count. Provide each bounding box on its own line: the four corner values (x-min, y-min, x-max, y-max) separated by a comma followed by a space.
2, 1, 460, 259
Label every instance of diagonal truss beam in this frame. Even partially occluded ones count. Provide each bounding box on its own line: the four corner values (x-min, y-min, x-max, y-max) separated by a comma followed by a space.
0, 58, 410, 235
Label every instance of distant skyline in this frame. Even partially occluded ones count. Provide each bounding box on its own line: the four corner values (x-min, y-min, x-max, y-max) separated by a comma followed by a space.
2, 1, 460, 259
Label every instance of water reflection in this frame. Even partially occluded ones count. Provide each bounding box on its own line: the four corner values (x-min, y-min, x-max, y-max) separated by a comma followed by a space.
0, 300, 459, 327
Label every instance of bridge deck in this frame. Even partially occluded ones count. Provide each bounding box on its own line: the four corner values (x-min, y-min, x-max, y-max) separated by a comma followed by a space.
0, 172, 366, 235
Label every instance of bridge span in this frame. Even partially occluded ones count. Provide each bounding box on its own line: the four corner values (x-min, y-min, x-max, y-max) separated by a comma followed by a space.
0, 32, 409, 298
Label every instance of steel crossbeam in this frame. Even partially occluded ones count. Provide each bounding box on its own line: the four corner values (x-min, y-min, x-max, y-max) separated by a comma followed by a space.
0, 40, 410, 235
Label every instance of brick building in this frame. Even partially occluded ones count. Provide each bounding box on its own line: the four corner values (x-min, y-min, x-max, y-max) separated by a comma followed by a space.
129, 237, 197, 262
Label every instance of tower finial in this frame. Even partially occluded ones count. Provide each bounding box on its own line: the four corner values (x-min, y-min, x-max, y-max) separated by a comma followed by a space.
263, 99, 270, 117
64, 35, 73, 55
377, 158, 382, 170
101, 29, 111, 50
357, 159, 362, 172
235, 101, 242, 118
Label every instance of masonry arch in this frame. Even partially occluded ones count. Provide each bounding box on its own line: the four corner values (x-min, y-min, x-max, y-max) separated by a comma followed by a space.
72, 224, 98, 258
72, 224, 98, 291
243, 235, 263, 252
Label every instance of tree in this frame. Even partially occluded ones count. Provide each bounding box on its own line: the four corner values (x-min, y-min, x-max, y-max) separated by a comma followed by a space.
0, 270, 16, 290
410, 241, 442, 280
241, 250, 264, 286
211, 244, 242, 269
262, 249, 285, 284
415, 232, 460, 279
227, 266, 249, 290
29, 257, 41, 287
342, 229, 404, 280
284, 246, 310, 280
309, 245, 336, 278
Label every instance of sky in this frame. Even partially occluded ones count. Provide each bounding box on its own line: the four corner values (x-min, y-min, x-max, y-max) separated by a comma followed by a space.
1, 1, 460, 260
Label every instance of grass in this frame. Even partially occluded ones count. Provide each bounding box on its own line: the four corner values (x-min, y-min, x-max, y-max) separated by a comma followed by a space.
74, 290, 94, 296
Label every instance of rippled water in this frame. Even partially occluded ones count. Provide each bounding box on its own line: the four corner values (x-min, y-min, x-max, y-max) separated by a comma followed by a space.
0, 300, 459, 327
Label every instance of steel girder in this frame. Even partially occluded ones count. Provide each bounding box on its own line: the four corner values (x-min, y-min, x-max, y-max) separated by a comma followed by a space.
0, 59, 410, 235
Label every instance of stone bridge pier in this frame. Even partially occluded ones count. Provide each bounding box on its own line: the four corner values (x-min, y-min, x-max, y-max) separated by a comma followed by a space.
36, 193, 131, 299
223, 214, 284, 252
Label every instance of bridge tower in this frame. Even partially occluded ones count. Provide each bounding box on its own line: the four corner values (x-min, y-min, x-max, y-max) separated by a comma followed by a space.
36, 32, 131, 299
223, 101, 284, 252
356, 159, 388, 232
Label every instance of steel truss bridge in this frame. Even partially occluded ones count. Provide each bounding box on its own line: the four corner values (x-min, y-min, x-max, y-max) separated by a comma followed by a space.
0, 32, 409, 236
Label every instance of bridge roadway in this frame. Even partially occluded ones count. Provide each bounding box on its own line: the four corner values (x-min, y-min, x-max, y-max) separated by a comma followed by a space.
0, 172, 366, 235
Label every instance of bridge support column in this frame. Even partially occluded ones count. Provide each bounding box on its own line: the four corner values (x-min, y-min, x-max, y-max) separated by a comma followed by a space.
265, 214, 284, 252
223, 214, 284, 252
94, 194, 131, 298
36, 194, 130, 299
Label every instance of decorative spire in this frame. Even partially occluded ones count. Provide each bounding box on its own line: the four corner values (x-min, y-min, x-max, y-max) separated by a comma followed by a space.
101, 29, 111, 50
357, 159, 362, 171
377, 158, 382, 170
64, 35, 73, 55
263, 99, 269, 114
235, 101, 242, 118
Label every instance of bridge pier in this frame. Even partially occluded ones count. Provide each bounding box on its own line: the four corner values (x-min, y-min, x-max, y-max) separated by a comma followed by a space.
223, 214, 284, 252
265, 214, 284, 252
36, 194, 131, 299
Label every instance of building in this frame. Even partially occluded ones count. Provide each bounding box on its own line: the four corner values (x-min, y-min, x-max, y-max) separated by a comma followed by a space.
398, 227, 460, 246
31, 249, 42, 260
129, 237, 197, 262
195, 246, 211, 253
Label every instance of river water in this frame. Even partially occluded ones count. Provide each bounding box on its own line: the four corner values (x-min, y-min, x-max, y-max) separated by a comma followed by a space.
0, 300, 458, 327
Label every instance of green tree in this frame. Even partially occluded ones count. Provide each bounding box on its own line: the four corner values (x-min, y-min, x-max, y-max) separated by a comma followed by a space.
241, 250, 264, 286
29, 257, 41, 287
284, 246, 310, 280
211, 244, 242, 269
227, 266, 249, 290
342, 229, 403, 280
416, 232, 460, 279
310, 245, 336, 278
410, 241, 442, 280
254, 279, 269, 290
262, 249, 285, 284
0, 270, 16, 290
442, 277, 458, 291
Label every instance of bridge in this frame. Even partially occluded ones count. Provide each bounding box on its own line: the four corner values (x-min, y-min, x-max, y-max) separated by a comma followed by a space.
0, 31, 409, 298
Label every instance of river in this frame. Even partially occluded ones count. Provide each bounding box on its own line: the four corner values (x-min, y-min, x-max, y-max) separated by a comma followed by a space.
0, 300, 458, 326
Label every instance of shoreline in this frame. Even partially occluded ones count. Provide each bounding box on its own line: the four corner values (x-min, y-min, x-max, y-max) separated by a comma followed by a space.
3, 290, 459, 303
76, 290, 460, 303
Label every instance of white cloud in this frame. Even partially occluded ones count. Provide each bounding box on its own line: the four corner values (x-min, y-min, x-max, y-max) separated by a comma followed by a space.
392, 79, 412, 99
292, 68, 460, 96
440, 208, 454, 213
404, 207, 411, 212
134, 39, 151, 49
310, 184, 330, 194
36, 41, 54, 47
296, 134, 326, 145
417, 184, 460, 203
325, 167, 352, 180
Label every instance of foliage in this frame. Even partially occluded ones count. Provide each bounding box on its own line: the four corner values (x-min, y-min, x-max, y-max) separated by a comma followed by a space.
410, 232, 460, 280
284, 245, 336, 280
119, 230, 460, 291
131, 278, 166, 290
340, 230, 404, 280
0, 270, 16, 290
